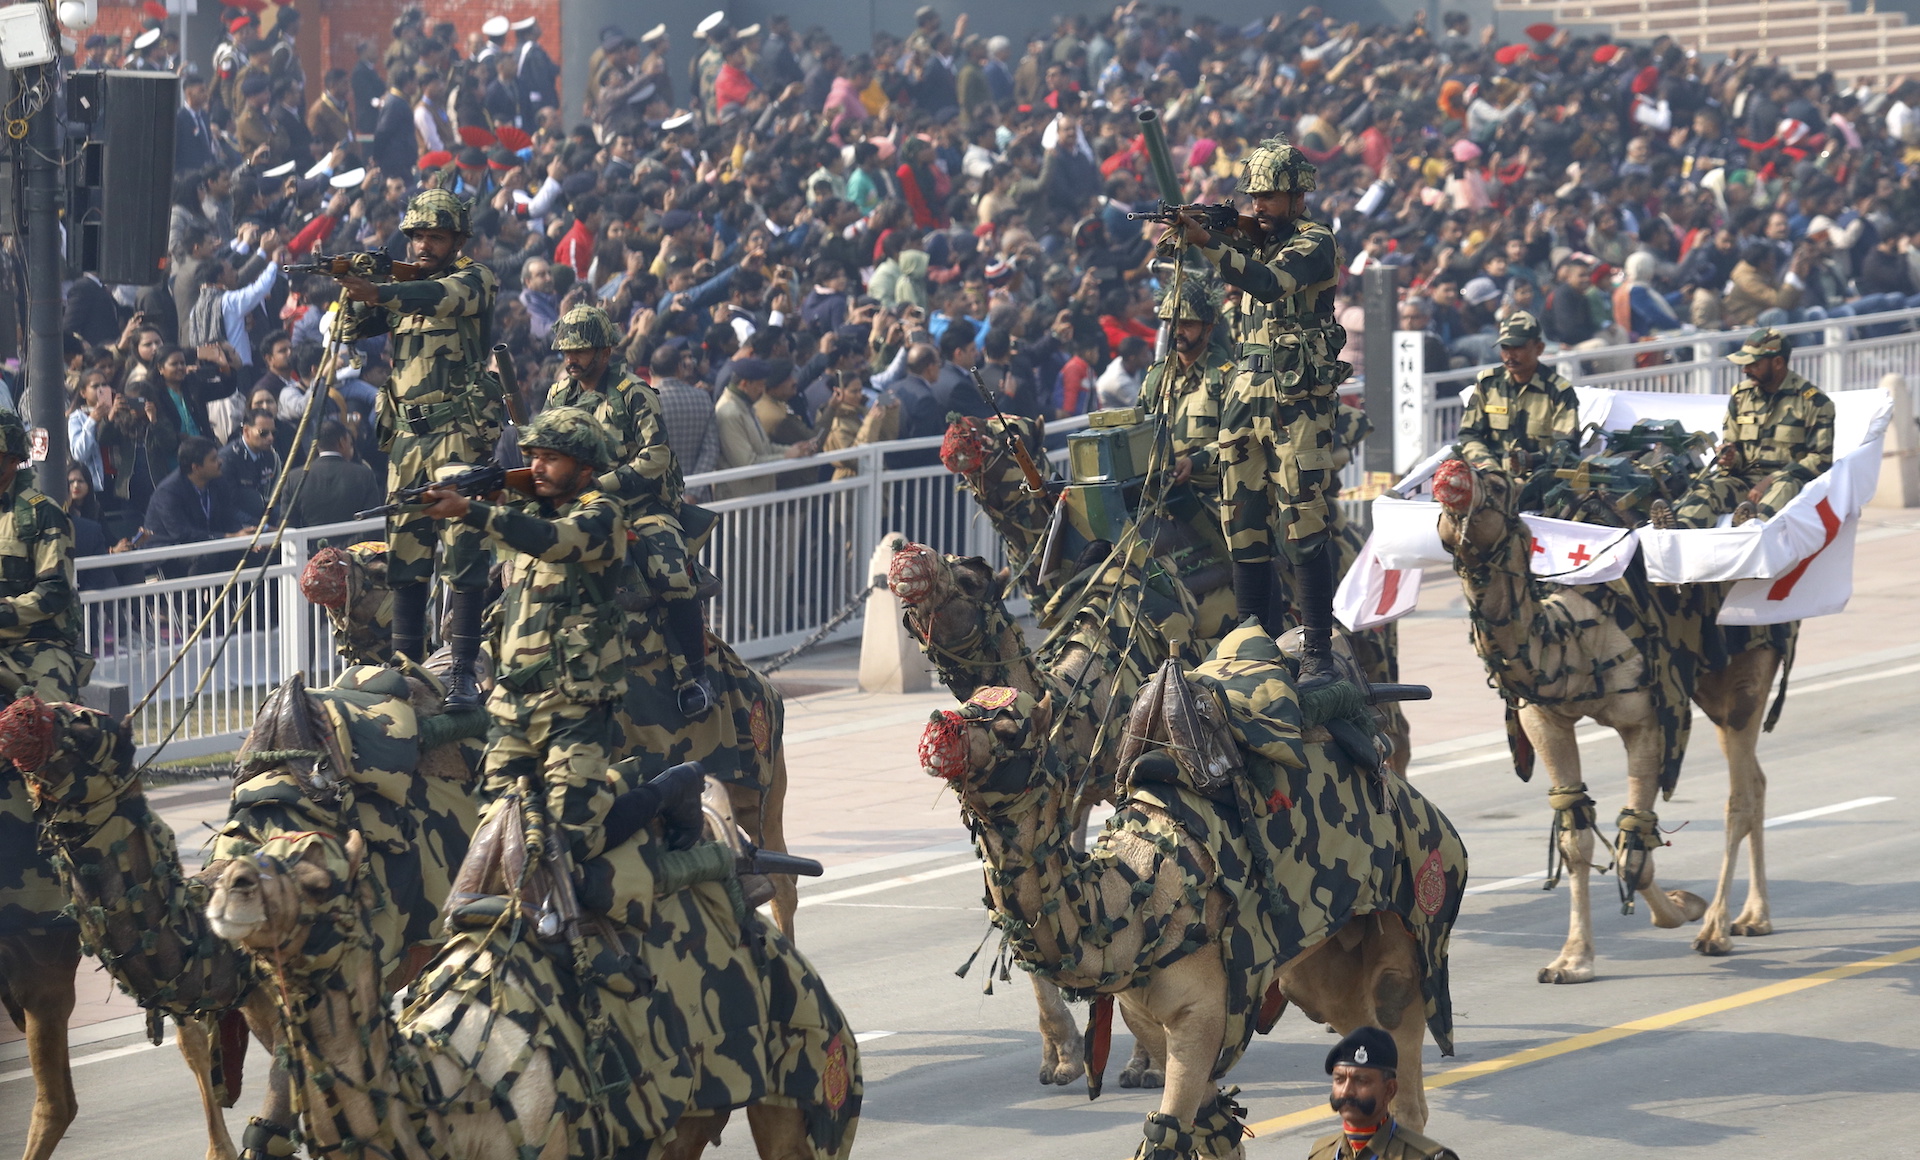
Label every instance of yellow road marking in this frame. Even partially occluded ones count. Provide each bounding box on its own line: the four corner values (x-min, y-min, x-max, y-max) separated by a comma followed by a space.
1246, 943, 1920, 1138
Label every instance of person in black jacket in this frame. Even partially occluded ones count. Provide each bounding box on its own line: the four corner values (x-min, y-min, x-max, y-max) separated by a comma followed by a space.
174, 69, 220, 175
64, 272, 120, 350
372, 66, 420, 183
218, 409, 283, 524
283, 420, 382, 532
144, 435, 256, 575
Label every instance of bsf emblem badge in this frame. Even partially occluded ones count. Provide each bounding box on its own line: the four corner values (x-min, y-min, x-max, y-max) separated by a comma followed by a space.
1415, 848, 1447, 917
749, 698, 770, 756
822, 1035, 849, 1111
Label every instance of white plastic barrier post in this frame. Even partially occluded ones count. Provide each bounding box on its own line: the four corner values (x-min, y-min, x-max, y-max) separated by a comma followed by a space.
1872, 373, 1920, 509
857, 532, 935, 694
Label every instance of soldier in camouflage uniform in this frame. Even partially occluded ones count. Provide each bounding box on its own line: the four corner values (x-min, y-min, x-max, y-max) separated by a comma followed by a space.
1174, 137, 1350, 687
335, 187, 504, 710
545, 305, 713, 714
1652, 328, 1836, 529
1138, 280, 1232, 500
419, 407, 629, 867
1455, 311, 1580, 479
0, 411, 91, 698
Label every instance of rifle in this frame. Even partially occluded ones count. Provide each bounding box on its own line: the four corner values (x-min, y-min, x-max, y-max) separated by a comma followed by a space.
282, 251, 427, 282
966, 367, 1051, 498
1128, 198, 1265, 241
356, 460, 534, 519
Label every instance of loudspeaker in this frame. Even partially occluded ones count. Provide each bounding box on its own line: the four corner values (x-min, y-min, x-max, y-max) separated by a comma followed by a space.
69, 70, 175, 286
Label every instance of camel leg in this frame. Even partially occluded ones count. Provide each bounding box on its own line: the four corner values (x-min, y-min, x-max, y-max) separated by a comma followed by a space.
1, 930, 80, 1160
1116, 1000, 1166, 1089
657, 1109, 729, 1159
1031, 975, 1086, 1085
176, 1016, 240, 1160
239, 987, 297, 1160
743, 1103, 822, 1160
1278, 919, 1430, 1130
1524, 707, 1599, 984
1613, 713, 1709, 931
1135, 953, 1228, 1130
1689, 652, 1775, 954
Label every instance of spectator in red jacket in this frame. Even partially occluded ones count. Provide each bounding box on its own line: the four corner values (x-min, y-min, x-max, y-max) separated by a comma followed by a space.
553, 194, 603, 280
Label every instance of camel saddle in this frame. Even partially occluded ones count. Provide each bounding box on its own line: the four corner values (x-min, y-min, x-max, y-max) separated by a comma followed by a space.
1117, 658, 1243, 801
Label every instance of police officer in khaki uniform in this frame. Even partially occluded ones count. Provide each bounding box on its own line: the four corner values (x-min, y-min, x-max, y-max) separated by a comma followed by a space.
1140, 280, 1232, 499
1173, 137, 1350, 687
1309, 1027, 1458, 1160
336, 187, 503, 708
419, 407, 631, 867
0, 412, 92, 698
1455, 311, 1580, 478
1652, 327, 1836, 528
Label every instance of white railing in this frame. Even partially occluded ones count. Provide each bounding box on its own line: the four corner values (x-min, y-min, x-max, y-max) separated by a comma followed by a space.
1388, 305, 1920, 469
79, 417, 1097, 759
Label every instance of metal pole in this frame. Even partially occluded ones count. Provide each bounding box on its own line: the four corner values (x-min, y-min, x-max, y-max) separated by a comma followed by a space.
1362, 264, 1398, 475
23, 60, 67, 495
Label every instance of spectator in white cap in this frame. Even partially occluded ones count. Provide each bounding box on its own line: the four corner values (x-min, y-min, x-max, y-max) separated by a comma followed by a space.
477, 15, 509, 64
514, 16, 558, 125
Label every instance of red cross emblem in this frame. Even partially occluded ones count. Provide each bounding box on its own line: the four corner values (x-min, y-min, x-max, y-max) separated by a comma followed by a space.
1567, 543, 1592, 566
1530, 536, 1545, 556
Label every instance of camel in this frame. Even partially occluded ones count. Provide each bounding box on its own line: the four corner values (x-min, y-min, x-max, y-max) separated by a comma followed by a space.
6, 660, 485, 1160
0, 926, 78, 1160
203, 789, 861, 1160
301, 542, 801, 935
918, 624, 1464, 1155
1432, 458, 1788, 982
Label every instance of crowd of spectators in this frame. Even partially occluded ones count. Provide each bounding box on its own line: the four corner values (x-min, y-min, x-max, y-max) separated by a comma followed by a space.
50, 0, 1920, 572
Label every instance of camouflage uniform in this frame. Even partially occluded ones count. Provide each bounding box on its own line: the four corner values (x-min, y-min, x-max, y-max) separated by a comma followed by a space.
0, 425, 93, 699
1455, 312, 1580, 476
465, 408, 631, 866
544, 306, 708, 710
335, 190, 504, 597
1196, 138, 1349, 683
1666, 329, 1835, 528
1137, 280, 1231, 498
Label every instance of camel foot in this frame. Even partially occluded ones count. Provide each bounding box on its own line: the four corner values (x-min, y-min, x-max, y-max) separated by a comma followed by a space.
1117, 1054, 1164, 1090
1691, 930, 1733, 956
1037, 1046, 1086, 1086
1654, 890, 1709, 927
1730, 916, 1773, 937
1537, 961, 1595, 984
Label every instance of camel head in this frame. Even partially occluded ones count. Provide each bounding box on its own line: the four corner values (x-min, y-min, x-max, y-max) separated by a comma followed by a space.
888, 543, 1021, 693
940, 417, 995, 477
1433, 459, 1519, 560
0, 693, 135, 822
0, 692, 59, 775
206, 830, 368, 962
918, 686, 1058, 809
301, 542, 394, 666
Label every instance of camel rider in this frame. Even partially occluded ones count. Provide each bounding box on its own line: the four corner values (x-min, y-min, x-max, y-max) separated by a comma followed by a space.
0, 411, 92, 699
544, 304, 713, 714
1173, 136, 1351, 687
1309, 1027, 1459, 1160
335, 187, 504, 710
1651, 327, 1835, 529
1140, 279, 1231, 498
418, 407, 633, 867
1454, 311, 1579, 479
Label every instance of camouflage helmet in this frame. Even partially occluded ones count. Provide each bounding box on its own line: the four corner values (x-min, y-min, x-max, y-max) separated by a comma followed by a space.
1238, 135, 1317, 194
400, 187, 472, 235
518, 405, 613, 472
0, 410, 27, 462
1156, 279, 1219, 324
551, 304, 620, 351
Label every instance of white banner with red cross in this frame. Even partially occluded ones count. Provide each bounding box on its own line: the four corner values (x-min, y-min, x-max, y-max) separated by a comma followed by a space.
1349, 386, 1894, 628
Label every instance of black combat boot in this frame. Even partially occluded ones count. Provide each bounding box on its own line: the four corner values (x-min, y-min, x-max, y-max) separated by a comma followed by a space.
1232, 562, 1275, 635
667, 598, 715, 715
442, 588, 486, 712
1293, 546, 1343, 691
390, 582, 429, 664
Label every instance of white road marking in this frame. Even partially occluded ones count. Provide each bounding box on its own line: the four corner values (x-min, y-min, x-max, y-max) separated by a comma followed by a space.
0, 1040, 160, 1085
795, 860, 980, 907
1765, 796, 1894, 827
1466, 871, 1548, 895
854, 1031, 897, 1044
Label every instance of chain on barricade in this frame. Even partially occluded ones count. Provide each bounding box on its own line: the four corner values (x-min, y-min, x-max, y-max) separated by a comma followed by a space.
755, 580, 882, 675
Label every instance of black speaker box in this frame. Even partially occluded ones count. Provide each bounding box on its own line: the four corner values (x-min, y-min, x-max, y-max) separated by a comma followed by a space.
70, 70, 176, 286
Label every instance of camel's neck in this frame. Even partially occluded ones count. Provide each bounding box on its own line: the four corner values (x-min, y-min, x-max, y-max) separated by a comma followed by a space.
969, 462, 1050, 568
1451, 507, 1548, 696
915, 584, 1047, 702
960, 771, 1092, 977
30, 726, 252, 1016
275, 935, 436, 1160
